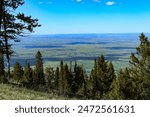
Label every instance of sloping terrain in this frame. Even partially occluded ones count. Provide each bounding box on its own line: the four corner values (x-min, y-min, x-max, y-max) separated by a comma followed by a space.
0, 84, 65, 100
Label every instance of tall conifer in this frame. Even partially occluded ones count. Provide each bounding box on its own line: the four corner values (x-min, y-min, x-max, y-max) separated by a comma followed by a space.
0, 0, 40, 80
89, 55, 115, 99
34, 51, 45, 86
23, 63, 33, 87
13, 62, 23, 83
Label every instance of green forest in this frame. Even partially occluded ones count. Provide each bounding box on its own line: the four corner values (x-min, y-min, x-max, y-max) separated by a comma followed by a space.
0, 0, 150, 100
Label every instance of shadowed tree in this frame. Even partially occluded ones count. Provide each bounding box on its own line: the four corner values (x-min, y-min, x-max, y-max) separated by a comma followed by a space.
54, 67, 59, 93
71, 62, 85, 96
45, 66, 55, 92
76, 75, 88, 99
0, 0, 40, 80
89, 55, 116, 99
13, 62, 23, 84
22, 62, 33, 87
0, 40, 7, 82
0, 40, 4, 77
58, 60, 64, 95
33, 51, 45, 86
107, 68, 134, 100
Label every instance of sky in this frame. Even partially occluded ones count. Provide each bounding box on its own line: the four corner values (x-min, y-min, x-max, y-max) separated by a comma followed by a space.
18, 0, 150, 34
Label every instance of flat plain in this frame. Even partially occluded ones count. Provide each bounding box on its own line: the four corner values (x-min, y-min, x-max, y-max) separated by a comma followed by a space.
11, 33, 150, 73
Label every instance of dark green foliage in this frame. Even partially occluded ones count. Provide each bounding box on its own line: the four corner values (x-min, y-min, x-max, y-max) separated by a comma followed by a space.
106, 77, 124, 100
58, 60, 64, 95
0, 40, 7, 83
22, 63, 33, 87
54, 67, 59, 92
117, 68, 137, 99
45, 66, 55, 92
13, 62, 23, 84
129, 33, 150, 99
71, 63, 85, 96
62, 64, 72, 96
89, 55, 116, 99
58, 61, 72, 96
108, 33, 150, 100
33, 51, 45, 86
76, 76, 88, 99
0, 0, 40, 80
0, 40, 4, 78
107, 68, 134, 100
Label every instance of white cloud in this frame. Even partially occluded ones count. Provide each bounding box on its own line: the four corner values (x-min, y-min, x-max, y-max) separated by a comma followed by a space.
71, 0, 83, 3
38, 2, 43, 4
106, 1, 115, 6
93, 0, 101, 3
76, 0, 82, 2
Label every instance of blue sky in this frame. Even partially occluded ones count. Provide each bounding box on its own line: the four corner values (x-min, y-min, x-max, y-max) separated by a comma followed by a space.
18, 0, 150, 34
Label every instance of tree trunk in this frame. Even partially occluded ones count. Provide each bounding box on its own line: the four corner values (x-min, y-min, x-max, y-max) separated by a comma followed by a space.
0, 0, 4, 31
3, 14, 10, 81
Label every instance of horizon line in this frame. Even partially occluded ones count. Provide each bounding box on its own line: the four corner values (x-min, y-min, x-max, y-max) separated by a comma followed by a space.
32, 32, 150, 35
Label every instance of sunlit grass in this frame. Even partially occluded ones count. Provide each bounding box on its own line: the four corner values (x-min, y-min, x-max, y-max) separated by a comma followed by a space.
0, 84, 67, 100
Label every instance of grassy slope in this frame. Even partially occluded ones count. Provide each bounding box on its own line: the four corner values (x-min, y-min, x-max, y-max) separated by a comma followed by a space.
0, 84, 66, 100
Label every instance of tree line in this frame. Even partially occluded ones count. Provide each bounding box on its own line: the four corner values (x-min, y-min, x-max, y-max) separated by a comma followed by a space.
0, 33, 150, 100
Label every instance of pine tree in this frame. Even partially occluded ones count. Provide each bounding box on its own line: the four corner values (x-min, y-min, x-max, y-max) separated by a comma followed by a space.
76, 75, 88, 99
63, 64, 72, 96
89, 55, 116, 99
0, 0, 40, 80
0, 40, 4, 78
0, 40, 7, 83
58, 60, 64, 95
13, 62, 23, 84
45, 66, 55, 92
106, 77, 124, 100
104, 62, 116, 92
129, 33, 150, 99
54, 67, 59, 93
58, 61, 73, 96
34, 51, 45, 86
71, 63, 85, 96
22, 63, 33, 87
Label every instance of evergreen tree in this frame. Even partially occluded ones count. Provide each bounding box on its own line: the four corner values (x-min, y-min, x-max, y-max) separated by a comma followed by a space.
129, 33, 150, 99
58, 61, 72, 96
63, 64, 72, 96
13, 62, 23, 84
0, 40, 7, 83
106, 77, 124, 100
118, 68, 136, 99
45, 66, 55, 92
89, 55, 115, 99
0, 40, 4, 78
71, 63, 85, 96
76, 75, 88, 99
22, 63, 33, 87
109, 33, 150, 100
54, 67, 59, 93
58, 60, 64, 95
0, 0, 40, 80
34, 51, 45, 86
107, 68, 134, 99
